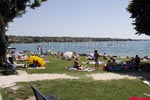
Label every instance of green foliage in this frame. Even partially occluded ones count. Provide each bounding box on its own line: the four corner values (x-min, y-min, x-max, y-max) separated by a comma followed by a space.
0, 0, 47, 25
0, 0, 47, 63
127, 0, 150, 35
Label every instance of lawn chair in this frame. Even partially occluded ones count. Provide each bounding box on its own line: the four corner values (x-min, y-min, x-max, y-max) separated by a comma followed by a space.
31, 85, 58, 100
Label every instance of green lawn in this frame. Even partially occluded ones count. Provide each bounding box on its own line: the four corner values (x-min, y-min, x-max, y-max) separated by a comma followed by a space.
25, 55, 108, 76
0, 55, 150, 100
1, 79, 150, 100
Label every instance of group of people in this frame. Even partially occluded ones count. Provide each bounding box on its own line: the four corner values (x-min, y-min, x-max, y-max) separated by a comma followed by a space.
86, 50, 118, 70
93, 50, 142, 71
67, 50, 100, 71
67, 49, 142, 72
124, 55, 141, 71
67, 58, 87, 70
5, 49, 143, 72
5, 51, 44, 70
67, 58, 95, 72
103, 55, 141, 71
30, 60, 41, 68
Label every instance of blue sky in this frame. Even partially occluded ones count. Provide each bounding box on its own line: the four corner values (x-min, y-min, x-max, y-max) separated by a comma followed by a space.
7, 0, 150, 39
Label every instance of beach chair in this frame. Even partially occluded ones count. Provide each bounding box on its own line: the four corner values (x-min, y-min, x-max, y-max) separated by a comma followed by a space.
31, 85, 58, 100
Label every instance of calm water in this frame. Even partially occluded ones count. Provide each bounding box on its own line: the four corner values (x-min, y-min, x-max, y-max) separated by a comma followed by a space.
10, 41, 150, 57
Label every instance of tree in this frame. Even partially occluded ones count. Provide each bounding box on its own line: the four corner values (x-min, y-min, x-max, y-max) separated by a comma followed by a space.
127, 0, 150, 35
0, 0, 47, 64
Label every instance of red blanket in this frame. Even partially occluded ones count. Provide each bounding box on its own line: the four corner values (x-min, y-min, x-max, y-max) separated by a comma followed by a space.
130, 97, 150, 100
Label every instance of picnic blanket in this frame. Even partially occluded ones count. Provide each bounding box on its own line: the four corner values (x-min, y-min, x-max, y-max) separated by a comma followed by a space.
115, 60, 122, 63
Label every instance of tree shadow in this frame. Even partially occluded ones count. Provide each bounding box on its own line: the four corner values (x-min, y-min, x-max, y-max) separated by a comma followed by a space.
107, 62, 150, 81
0, 66, 17, 75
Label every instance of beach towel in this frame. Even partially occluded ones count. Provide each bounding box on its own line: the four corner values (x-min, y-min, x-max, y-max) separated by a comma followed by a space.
28, 67, 45, 69
88, 53, 94, 60
67, 66, 94, 72
67, 67, 77, 71
86, 61, 105, 65
115, 60, 122, 63
82, 68, 95, 72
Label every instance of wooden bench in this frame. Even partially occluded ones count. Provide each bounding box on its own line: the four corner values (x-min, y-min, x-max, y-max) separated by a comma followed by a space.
31, 85, 58, 100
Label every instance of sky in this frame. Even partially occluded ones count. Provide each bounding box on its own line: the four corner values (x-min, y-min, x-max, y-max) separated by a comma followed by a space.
7, 0, 150, 39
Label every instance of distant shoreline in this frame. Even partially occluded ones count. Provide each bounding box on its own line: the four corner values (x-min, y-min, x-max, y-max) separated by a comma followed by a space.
7, 35, 149, 43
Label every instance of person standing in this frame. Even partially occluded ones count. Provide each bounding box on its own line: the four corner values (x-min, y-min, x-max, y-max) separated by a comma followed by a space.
134, 55, 141, 71
94, 50, 99, 70
37, 46, 41, 55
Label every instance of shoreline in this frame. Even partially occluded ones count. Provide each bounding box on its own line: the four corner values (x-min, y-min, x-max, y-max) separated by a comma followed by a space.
9, 41, 150, 58
8, 35, 146, 43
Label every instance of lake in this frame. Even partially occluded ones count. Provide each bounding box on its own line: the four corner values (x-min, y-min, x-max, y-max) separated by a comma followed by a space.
10, 41, 150, 57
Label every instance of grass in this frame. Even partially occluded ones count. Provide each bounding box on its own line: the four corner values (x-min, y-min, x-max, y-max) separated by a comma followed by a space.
0, 55, 150, 100
25, 55, 108, 76
1, 79, 150, 100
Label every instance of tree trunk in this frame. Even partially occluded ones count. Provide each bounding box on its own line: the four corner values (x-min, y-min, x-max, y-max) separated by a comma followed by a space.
0, 25, 8, 65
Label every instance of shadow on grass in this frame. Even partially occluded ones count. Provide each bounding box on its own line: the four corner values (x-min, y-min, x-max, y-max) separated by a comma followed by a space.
106, 62, 150, 80
0, 67, 17, 75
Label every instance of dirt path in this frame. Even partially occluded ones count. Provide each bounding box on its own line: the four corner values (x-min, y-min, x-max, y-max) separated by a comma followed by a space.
0, 70, 79, 88
0, 70, 145, 88
87, 73, 137, 80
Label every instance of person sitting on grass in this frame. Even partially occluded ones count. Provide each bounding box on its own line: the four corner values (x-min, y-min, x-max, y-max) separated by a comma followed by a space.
111, 59, 117, 68
103, 60, 111, 70
103, 59, 123, 71
36, 60, 41, 67
4, 58, 17, 72
67, 59, 87, 71
32, 60, 37, 68
110, 59, 124, 70
3, 57, 27, 74
29, 60, 41, 68
73, 59, 82, 70
102, 53, 108, 60
5, 54, 27, 69
124, 59, 134, 70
